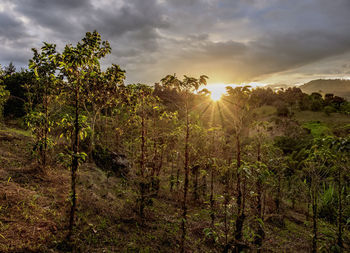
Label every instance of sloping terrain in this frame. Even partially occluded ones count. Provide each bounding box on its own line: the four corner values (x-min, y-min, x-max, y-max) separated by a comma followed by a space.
300, 79, 350, 99
0, 126, 348, 252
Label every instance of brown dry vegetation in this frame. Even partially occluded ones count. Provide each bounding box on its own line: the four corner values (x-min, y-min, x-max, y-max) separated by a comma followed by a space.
0, 127, 349, 252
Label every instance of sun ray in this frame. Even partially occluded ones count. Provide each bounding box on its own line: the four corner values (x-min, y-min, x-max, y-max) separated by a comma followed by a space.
206, 83, 228, 101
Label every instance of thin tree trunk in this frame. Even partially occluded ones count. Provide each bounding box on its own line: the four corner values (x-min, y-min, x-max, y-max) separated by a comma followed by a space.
139, 92, 146, 219
43, 88, 48, 169
180, 98, 190, 253
210, 164, 215, 227
307, 186, 311, 221
193, 166, 199, 201
276, 174, 281, 214
170, 156, 175, 192
224, 162, 230, 250
312, 184, 318, 253
234, 134, 245, 251
255, 143, 264, 251
68, 85, 79, 241
176, 162, 181, 192
337, 168, 343, 250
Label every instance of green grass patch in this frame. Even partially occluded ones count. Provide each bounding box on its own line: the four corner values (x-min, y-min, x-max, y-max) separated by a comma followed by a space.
294, 111, 350, 128
0, 127, 31, 137
302, 121, 331, 137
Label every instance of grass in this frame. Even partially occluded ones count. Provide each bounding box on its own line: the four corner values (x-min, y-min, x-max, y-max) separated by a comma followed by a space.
0, 125, 31, 138
253, 105, 277, 117
0, 125, 349, 252
302, 121, 331, 137
294, 110, 350, 128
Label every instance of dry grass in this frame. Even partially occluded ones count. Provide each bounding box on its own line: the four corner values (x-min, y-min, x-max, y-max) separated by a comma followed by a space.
0, 126, 349, 252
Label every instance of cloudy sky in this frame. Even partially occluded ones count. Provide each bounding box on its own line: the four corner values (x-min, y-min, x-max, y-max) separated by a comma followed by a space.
1, 0, 350, 85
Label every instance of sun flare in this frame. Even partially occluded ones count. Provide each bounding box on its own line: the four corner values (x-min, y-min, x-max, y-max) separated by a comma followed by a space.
206, 83, 228, 101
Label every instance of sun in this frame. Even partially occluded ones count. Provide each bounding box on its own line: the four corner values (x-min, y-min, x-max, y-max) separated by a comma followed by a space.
206, 83, 227, 101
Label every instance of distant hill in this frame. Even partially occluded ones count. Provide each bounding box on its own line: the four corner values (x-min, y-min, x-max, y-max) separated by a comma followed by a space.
299, 79, 350, 100
264, 83, 293, 90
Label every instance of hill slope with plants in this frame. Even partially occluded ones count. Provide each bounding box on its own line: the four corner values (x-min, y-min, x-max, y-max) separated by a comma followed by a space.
0, 31, 349, 252
300, 79, 350, 100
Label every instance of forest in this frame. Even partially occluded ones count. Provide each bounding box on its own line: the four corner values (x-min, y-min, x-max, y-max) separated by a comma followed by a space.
0, 31, 350, 252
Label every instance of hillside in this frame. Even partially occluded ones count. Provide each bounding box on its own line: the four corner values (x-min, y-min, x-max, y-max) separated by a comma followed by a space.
299, 79, 350, 100
0, 122, 349, 252
1, 31, 349, 253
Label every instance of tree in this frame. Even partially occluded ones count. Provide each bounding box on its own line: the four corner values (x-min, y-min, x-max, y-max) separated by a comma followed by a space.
58, 31, 111, 240
223, 86, 253, 251
124, 83, 160, 218
0, 64, 10, 120
328, 136, 350, 250
304, 139, 333, 253
80, 64, 125, 158
0, 80, 10, 122
160, 74, 208, 253
250, 121, 269, 251
4, 62, 16, 76
2, 70, 34, 118
28, 42, 60, 169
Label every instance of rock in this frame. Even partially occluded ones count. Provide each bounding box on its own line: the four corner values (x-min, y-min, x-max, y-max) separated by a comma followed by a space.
92, 145, 129, 178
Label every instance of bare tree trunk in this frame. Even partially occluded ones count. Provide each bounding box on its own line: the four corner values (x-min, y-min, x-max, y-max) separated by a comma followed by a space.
176, 164, 181, 192
180, 98, 190, 253
210, 164, 215, 227
337, 168, 343, 250
193, 166, 199, 201
306, 186, 311, 221
255, 144, 264, 251
43, 88, 48, 169
234, 134, 245, 251
68, 85, 79, 241
275, 174, 281, 214
312, 183, 318, 253
170, 156, 175, 192
139, 93, 146, 219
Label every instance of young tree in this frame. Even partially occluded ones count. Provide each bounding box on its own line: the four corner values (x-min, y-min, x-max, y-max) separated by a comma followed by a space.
0, 79, 10, 122
58, 31, 111, 240
4, 62, 16, 76
223, 86, 253, 251
160, 74, 208, 253
304, 139, 332, 253
250, 121, 269, 251
81, 64, 125, 158
28, 43, 60, 169
328, 136, 350, 250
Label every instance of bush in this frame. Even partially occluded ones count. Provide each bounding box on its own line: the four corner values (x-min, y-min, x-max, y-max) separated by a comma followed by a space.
310, 99, 323, 111
0, 85, 10, 120
276, 103, 290, 117
318, 184, 337, 223
324, 105, 336, 115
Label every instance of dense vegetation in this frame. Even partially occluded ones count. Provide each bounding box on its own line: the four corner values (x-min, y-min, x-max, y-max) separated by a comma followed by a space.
0, 31, 349, 252
300, 79, 350, 101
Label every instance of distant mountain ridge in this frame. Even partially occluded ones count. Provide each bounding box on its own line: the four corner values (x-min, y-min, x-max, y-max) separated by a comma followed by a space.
299, 79, 350, 100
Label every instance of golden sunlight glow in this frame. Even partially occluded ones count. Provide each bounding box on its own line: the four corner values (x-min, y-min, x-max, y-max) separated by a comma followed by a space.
206, 83, 228, 101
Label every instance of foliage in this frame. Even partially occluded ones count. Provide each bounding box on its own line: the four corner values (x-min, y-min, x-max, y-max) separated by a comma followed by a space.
0, 83, 10, 121
1, 30, 350, 252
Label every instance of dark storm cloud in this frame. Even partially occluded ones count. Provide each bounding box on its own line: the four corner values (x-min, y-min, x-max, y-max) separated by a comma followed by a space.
0, 12, 28, 40
1, 0, 350, 83
13, 0, 91, 36
152, 0, 350, 83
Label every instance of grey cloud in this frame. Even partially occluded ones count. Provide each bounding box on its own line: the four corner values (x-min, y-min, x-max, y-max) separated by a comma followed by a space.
2, 0, 350, 84
0, 12, 29, 40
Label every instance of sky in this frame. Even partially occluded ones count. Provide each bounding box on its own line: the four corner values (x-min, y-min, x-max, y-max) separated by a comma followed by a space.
1, 0, 350, 86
